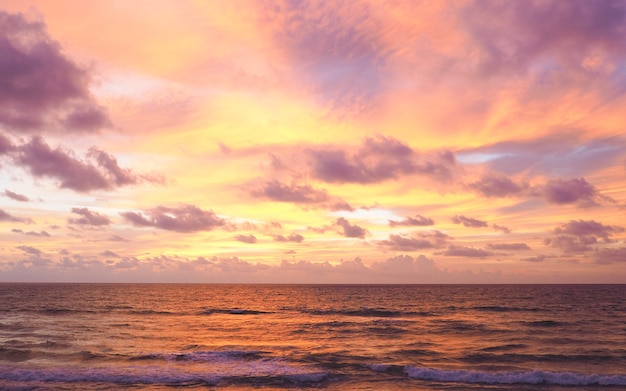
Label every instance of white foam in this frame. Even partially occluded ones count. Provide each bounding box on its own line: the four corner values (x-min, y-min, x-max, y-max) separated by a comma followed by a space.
405, 366, 626, 386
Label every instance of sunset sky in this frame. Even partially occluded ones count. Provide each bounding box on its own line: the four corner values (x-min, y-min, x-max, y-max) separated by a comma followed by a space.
1, 0, 625, 283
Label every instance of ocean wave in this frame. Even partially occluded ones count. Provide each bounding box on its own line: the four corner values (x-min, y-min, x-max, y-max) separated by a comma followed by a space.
202, 308, 272, 315
0, 363, 328, 386
404, 366, 626, 386
305, 308, 433, 318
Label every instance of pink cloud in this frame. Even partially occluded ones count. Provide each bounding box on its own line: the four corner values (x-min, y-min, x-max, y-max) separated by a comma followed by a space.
121, 204, 225, 233
234, 234, 257, 244
14, 136, 157, 192
0, 11, 110, 133
334, 217, 368, 238
440, 245, 493, 258
468, 174, 527, 198
0, 208, 33, 224
273, 233, 304, 243
307, 136, 457, 184
451, 215, 488, 228
3, 189, 29, 202
68, 207, 111, 226
486, 243, 530, 251
389, 214, 435, 227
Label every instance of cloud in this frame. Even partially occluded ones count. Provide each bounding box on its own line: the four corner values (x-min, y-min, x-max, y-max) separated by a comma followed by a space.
389, 214, 435, 227
0, 208, 33, 224
553, 219, 623, 240
263, 0, 391, 116
101, 250, 119, 258
14, 136, 154, 192
545, 219, 623, 253
468, 174, 527, 198
11, 229, 50, 237
539, 178, 599, 205
250, 180, 330, 203
307, 136, 457, 184
441, 245, 493, 258
451, 215, 488, 228
458, 135, 626, 178
0, 11, 110, 133
486, 243, 531, 251
121, 204, 225, 233
17, 245, 42, 256
68, 207, 111, 226
492, 223, 512, 234
107, 235, 128, 242
545, 235, 597, 253
273, 233, 304, 243
0, 132, 14, 153
595, 247, 626, 264
378, 230, 450, 251
459, 0, 626, 80
521, 255, 547, 263
3, 189, 29, 202
334, 217, 368, 238
234, 234, 257, 244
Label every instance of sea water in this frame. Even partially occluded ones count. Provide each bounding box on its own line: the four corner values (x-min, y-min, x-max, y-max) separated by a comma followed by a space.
0, 284, 624, 390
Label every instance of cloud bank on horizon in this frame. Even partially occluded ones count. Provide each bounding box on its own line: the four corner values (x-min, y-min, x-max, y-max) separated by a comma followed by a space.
0, 0, 625, 283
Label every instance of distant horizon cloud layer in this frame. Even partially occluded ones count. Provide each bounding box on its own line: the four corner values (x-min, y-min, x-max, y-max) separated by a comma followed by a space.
0, 1, 625, 283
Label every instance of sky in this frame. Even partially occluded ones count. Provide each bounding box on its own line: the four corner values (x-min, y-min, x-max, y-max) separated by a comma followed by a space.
0, 0, 625, 283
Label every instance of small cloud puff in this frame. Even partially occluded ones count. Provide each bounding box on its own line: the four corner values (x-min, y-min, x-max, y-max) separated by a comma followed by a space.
3, 189, 30, 202
451, 215, 488, 228
121, 204, 225, 233
334, 217, 368, 238
389, 214, 435, 227
68, 207, 111, 226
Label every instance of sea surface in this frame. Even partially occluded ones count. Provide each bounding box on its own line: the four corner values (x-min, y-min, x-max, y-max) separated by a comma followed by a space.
0, 284, 625, 390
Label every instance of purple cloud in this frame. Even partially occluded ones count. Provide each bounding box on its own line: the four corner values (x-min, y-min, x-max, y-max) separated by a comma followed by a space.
308, 136, 457, 184
389, 214, 435, 227
17, 245, 42, 256
3, 189, 29, 202
0, 11, 110, 133
12, 229, 50, 237
460, 1, 626, 79
14, 136, 155, 192
107, 235, 128, 242
451, 215, 488, 228
0, 208, 32, 224
595, 247, 626, 264
545, 219, 623, 253
234, 234, 257, 244
492, 223, 512, 234
468, 174, 527, 198
265, 1, 391, 116
553, 219, 623, 240
334, 217, 368, 238
521, 255, 547, 263
251, 180, 330, 203
540, 178, 598, 205
378, 230, 450, 251
0, 132, 14, 153
68, 207, 111, 226
459, 135, 626, 179
87, 148, 138, 186
545, 235, 597, 253
273, 233, 304, 243
487, 243, 531, 251
121, 204, 225, 233
441, 245, 493, 258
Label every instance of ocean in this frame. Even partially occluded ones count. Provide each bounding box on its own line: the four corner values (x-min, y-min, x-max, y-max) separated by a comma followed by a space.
0, 284, 624, 390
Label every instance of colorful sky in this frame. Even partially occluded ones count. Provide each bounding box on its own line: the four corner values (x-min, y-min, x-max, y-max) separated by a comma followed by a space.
1, 0, 625, 283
